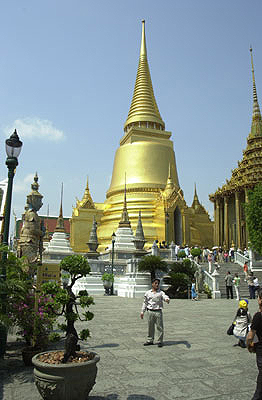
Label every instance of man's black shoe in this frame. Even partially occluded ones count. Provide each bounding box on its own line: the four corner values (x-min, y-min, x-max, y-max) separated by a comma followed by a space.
157, 343, 163, 347
143, 342, 153, 346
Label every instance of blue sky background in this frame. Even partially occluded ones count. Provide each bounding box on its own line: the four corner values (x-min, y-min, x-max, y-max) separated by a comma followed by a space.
0, 1, 261, 235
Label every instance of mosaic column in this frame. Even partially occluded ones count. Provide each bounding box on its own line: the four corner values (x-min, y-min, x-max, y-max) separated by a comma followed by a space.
224, 197, 229, 249
235, 191, 241, 249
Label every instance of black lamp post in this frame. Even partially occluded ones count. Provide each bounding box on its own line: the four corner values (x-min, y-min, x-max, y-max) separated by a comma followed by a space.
0, 130, 22, 356
111, 232, 116, 295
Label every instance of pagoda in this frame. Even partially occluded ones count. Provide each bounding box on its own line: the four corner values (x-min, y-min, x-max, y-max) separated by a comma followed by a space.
71, 21, 213, 252
210, 47, 262, 250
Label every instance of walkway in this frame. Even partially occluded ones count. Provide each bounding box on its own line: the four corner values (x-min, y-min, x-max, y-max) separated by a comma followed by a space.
0, 295, 260, 399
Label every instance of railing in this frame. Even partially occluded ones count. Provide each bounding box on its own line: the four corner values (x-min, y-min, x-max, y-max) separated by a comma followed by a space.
192, 260, 221, 299
234, 251, 250, 268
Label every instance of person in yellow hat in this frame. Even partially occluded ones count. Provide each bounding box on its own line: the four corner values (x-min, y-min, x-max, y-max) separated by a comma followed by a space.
233, 299, 252, 348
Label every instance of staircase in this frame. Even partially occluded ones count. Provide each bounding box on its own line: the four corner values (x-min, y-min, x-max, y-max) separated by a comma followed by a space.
202, 262, 251, 299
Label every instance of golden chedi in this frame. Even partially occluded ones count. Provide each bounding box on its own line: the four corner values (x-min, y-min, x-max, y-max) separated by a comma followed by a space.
70, 21, 213, 252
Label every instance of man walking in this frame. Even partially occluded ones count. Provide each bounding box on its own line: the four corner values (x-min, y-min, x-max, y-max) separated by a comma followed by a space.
225, 271, 233, 299
140, 278, 170, 347
247, 289, 262, 399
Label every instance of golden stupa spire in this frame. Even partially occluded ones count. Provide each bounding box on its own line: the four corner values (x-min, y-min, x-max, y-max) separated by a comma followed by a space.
250, 46, 262, 136
124, 20, 165, 131
55, 183, 65, 232
118, 173, 131, 228
165, 163, 174, 190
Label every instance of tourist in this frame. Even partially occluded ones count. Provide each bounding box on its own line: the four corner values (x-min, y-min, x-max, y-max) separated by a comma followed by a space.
225, 271, 233, 299
140, 278, 170, 347
247, 289, 262, 399
247, 272, 255, 299
229, 247, 235, 262
191, 279, 198, 301
233, 299, 252, 348
207, 252, 212, 273
243, 262, 249, 281
233, 273, 241, 301
254, 276, 260, 297
223, 250, 229, 263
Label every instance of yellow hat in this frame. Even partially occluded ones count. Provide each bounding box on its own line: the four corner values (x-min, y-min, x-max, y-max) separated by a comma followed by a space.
239, 300, 248, 308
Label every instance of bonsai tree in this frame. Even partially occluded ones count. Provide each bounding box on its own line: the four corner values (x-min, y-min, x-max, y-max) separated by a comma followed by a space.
101, 272, 114, 283
244, 184, 262, 254
42, 254, 94, 363
138, 255, 168, 281
177, 250, 186, 259
190, 248, 201, 263
163, 258, 197, 298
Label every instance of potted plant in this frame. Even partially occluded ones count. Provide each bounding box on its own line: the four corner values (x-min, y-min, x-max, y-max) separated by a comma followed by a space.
32, 254, 99, 400
101, 272, 114, 295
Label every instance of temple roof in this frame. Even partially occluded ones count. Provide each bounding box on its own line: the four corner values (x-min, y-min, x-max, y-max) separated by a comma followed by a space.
76, 177, 95, 209
210, 48, 262, 200
124, 20, 165, 130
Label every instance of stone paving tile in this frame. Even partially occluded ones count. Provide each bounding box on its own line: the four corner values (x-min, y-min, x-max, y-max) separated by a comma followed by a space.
160, 380, 218, 399
1, 297, 261, 399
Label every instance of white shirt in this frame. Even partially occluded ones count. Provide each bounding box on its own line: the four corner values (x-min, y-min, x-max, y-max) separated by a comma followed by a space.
141, 289, 170, 313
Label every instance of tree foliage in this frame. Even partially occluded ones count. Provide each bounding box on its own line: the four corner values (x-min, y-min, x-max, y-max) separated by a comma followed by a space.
163, 259, 196, 298
137, 255, 168, 281
244, 184, 262, 254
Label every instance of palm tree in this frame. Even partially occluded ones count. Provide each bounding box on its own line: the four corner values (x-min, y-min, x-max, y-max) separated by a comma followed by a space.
138, 255, 168, 281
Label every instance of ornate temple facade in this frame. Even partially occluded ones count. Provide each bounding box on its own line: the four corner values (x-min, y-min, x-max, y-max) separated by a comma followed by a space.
70, 21, 213, 252
209, 48, 262, 250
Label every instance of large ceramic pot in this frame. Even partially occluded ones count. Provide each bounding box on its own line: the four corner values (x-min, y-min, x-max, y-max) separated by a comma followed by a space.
22, 346, 44, 366
0, 324, 7, 357
32, 350, 100, 400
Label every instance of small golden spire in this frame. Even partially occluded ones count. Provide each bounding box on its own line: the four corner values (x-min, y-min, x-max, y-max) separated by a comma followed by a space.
55, 183, 65, 232
124, 20, 165, 131
118, 173, 131, 228
250, 46, 262, 136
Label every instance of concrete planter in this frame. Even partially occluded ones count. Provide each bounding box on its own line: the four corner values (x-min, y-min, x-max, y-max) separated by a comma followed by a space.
103, 280, 112, 289
32, 350, 100, 400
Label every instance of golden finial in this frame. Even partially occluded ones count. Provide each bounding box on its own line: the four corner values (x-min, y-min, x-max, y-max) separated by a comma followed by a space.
249, 46, 262, 136
140, 19, 147, 57
124, 20, 165, 131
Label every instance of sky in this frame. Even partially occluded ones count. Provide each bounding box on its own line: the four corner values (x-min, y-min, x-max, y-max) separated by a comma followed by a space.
0, 0, 261, 235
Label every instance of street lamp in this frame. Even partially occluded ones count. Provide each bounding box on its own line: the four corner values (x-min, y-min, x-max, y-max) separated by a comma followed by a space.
111, 232, 116, 295
0, 130, 22, 355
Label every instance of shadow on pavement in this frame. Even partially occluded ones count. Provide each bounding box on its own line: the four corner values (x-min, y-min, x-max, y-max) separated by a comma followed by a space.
88, 343, 120, 349
89, 395, 118, 400
164, 340, 191, 348
127, 396, 156, 400
89, 396, 155, 400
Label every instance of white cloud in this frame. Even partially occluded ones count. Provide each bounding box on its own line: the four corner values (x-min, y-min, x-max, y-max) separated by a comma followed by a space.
14, 173, 37, 193
4, 118, 65, 141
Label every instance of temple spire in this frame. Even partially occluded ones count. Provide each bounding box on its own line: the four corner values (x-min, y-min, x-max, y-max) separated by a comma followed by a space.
55, 183, 65, 232
124, 20, 165, 131
118, 173, 131, 228
250, 46, 262, 136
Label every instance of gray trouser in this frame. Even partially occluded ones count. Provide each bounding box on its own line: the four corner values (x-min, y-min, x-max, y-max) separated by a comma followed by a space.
147, 310, 164, 343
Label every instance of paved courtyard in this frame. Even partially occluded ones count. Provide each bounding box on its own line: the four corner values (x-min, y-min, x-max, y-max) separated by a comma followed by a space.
0, 296, 259, 399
